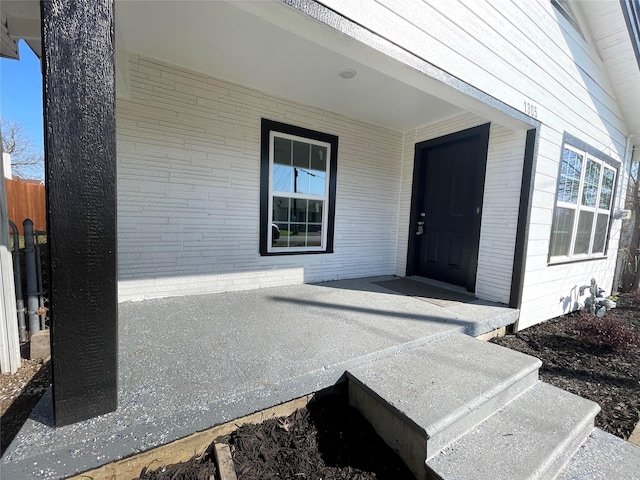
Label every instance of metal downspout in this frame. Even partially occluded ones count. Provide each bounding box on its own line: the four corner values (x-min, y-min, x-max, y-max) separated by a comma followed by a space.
621, 135, 636, 208
22, 219, 40, 336
8, 220, 27, 343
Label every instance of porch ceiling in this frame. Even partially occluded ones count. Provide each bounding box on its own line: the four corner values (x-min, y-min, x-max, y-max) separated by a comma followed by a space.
115, 0, 463, 132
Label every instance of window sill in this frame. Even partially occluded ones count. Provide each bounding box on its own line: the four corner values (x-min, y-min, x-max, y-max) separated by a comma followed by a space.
547, 255, 608, 266
261, 249, 334, 256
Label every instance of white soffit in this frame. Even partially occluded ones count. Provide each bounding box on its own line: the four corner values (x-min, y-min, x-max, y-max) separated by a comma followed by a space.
582, 1, 640, 147
115, 0, 465, 132
0, 0, 41, 59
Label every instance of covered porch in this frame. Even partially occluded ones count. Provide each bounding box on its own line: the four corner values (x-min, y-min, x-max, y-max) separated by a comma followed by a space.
1, 276, 518, 478
1, 0, 537, 446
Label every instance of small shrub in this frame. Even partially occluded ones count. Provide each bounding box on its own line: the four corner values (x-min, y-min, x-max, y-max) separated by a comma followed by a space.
570, 311, 640, 351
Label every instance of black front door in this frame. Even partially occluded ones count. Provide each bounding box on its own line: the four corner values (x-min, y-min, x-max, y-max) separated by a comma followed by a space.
407, 124, 490, 292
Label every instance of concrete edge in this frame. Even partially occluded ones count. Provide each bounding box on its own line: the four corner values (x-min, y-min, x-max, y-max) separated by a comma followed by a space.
1, 328, 464, 479
345, 371, 428, 438
462, 310, 519, 337
345, 333, 543, 443
426, 356, 542, 437
67, 394, 314, 480
424, 382, 601, 480
533, 386, 601, 479
425, 373, 540, 459
348, 379, 428, 480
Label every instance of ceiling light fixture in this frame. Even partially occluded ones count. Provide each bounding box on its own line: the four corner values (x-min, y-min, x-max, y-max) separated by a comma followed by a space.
339, 69, 357, 79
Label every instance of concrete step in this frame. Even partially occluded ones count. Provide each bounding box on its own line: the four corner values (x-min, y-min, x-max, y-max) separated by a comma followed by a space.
346, 332, 542, 478
426, 382, 600, 480
556, 428, 640, 480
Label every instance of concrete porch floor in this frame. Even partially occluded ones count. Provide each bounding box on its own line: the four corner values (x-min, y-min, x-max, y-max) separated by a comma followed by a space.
1, 275, 518, 479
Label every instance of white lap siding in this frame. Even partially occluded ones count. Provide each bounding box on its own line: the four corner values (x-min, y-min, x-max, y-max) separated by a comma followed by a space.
117, 54, 403, 301
321, 0, 629, 327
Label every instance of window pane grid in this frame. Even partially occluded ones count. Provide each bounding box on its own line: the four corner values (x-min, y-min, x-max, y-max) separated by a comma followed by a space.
581, 159, 600, 207
549, 143, 616, 263
599, 168, 615, 209
557, 148, 583, 204
268, 131, 331, 252
592, 213, 609, 254
271, 197, 324, 249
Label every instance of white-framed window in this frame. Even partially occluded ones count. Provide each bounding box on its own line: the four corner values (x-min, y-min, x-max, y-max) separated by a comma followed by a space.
260, 119, 337, 255
549, 139, 617, 263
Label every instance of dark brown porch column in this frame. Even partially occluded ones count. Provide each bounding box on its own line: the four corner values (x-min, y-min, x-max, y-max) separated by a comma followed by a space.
41, 0, 118, 427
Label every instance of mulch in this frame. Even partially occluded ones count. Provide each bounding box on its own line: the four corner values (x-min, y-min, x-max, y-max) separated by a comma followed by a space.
132, 388, 415, 480
135, 456, 218, 480
490, 290, 640, 440
223, 389, 415, 480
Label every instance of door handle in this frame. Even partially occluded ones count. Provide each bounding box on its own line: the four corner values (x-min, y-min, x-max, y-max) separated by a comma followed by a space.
417, 221, 424, 235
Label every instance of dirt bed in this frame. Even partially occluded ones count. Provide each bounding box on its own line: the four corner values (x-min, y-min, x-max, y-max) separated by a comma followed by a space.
224, 390, 415, 480
134, 388, 415, 480
490, 290, 640, 440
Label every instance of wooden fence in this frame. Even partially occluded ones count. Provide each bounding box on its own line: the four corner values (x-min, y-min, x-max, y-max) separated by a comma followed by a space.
5, 178, 46, 234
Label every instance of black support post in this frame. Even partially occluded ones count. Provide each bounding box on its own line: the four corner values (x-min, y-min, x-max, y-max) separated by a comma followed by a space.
509, 128, 539, 310
41, 0, 118, 427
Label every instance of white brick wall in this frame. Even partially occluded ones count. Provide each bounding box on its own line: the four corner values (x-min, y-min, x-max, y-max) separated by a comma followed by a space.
396, 113, 525, 304
117, 45, 625, 329
117, 54, 403, 301
118, 56, 525, 305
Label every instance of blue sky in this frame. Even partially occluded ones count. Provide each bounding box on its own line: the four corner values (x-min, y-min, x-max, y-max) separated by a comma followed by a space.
1, 40, 44, 177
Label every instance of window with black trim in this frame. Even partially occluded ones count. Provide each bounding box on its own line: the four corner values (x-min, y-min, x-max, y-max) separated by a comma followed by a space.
549, 137, 618, 263
260, 119, 338, 255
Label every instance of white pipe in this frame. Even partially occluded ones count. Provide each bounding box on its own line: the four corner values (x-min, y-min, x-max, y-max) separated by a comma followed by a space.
619, 135, 636, 209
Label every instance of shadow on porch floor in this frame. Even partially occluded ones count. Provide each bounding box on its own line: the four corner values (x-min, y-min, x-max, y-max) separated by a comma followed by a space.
1, 275, 518, 479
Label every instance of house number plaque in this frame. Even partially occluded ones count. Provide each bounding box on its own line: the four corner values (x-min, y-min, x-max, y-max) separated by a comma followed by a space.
524, 100, 539, 118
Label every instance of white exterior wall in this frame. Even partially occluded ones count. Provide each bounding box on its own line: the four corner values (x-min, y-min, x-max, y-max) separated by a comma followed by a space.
396, 113, 525, 304
117, 54, 404, 301
321, 0, 631, 327
518, 126, 624, 328
0, 149, 20, 373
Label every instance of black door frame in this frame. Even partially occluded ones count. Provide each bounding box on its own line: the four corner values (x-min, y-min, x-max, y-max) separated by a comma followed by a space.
406, 123, 490, 292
